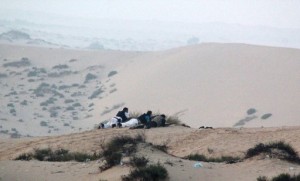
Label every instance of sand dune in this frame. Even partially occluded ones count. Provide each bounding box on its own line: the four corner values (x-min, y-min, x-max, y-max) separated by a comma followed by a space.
0, 126, 300, 181
0, 43, 299, 138
99, 43, 300, 128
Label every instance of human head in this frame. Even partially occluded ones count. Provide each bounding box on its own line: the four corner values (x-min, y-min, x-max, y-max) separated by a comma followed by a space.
123, 107, 128, 112
161, 114, 166, 118
146, 110, 152, 115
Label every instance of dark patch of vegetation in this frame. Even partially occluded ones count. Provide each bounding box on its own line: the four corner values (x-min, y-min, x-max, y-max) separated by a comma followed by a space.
89, 88, 104, 99
52, 64, 69, 70
257, 173, 300, 181
40, 121, 48, 127
247, 108, 257, 115
261, 113, 272, 120
109, 88, 117, 93
27, 68, 47, 77
166, 115, 182, 125
58, 85, 73, 90
108, 70, 118, 77
69, 59, 77, 63
0, 73, 7, 78
129, 156, 149, 168
7, 103, 14, 107
15, 148, 100, 162
48, 70, 73, 78
66, 106, 75, 111
185, 153, 241, 163
3, 57, 31, 68
72, 102, 81, 107
64, 99, 74, 103
20, 100, 28, 105
246, 141, 300, 164
84, 73, 97, 83
122, 163, 168, 181
10, 132, 21, 138
10, 109, 16, 116
100, 135, 145, 170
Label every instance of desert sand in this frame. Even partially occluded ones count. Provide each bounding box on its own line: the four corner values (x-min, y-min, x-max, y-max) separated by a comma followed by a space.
0, 43, 299, 180
0, 43, 299, 138
0, 126, 300, 181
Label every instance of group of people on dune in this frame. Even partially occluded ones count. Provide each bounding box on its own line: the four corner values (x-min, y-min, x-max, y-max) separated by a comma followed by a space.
99, 107, 166, 129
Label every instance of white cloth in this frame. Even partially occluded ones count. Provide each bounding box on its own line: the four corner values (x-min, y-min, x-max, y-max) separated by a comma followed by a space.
121, 118, 139, 128
103, 117, 119, 128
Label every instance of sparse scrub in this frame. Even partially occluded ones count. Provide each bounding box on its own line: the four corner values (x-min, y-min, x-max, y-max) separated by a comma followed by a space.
15, 153, 33, 161
52, 64, 69, 70
166, 115, 181, 125
108, 70, 118, 77
40, 121, 48, 127
257, 173, 300, 181
84, 73, 97, 83
122, 163, 168, 181
88, 88, 104, 99
129, 156, 149, 168
100, 135, 145, 170
15, 148, 100, 162
245, 141, 300, 164
0, 73, 7, 78
185, 153, 240, 163
261, 113, 272, 120
3, 57, 31, 68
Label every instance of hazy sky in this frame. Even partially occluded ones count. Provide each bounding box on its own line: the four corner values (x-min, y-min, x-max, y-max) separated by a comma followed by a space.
1, 0, 300, 29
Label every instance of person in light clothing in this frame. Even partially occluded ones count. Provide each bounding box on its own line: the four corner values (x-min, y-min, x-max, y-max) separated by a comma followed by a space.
100, 107, 129, 129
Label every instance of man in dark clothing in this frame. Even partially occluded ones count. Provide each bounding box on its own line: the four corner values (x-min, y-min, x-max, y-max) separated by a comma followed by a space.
116, 107, 129, 123
138, 111, 152, 128
151, 114, 166, 127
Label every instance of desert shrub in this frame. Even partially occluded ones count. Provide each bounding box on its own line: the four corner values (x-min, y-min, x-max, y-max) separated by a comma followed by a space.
72, 102, 81, 107
89, 88, 104, 99
0, 73, 7, 78
66, 106, 75, 111
122, 163, 168, 181
84, 73, 97, 83
247, 108, 257, 115
15, 153, 33, 161
3, 58, 31, 68
257, 176, 268, 181
40, 121, 48, 127
185, 153, 240, 163
108, 70, 118, 77
7, 103, 14, 107
245, 141, 300, 164
129, 156, 149, 168
261, 113, 272, 120
166, 115, 181, 125
15, 148, 100, 162
52, 64, 69, 69
272, 173, 300, 181
258, 173, 300, 181
64, 99, 74, 103
34, 148, 52, 161
20, 100, 28, 105
101, 135, 145, 168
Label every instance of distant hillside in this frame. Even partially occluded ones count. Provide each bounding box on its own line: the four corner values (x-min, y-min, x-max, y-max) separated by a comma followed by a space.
0, 30, 58, 47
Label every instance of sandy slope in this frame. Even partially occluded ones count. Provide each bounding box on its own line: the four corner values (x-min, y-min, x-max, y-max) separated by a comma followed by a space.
0, 43, 299, 138
0, 126, 300, 181
106, 43, 300, 128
